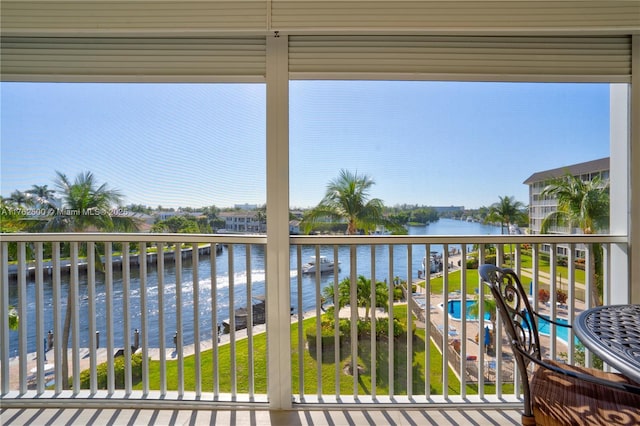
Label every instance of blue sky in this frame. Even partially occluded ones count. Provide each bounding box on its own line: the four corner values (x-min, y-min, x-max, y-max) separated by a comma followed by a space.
1, 81, 610, 210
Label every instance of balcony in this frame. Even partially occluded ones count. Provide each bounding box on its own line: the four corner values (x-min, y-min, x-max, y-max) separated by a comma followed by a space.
1, 232, 628, 416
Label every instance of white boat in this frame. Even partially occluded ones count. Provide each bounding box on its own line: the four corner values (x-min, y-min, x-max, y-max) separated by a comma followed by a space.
509, 224, 523, 235
422, 252, 443, 274
302, 256, 338, 274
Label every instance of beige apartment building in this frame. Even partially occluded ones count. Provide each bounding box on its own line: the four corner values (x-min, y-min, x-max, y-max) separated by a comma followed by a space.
524, 157, 610, 258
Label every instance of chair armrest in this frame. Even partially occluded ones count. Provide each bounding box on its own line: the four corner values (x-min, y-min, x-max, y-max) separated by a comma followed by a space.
512, 343, 640, 395
529, 309, 572, 329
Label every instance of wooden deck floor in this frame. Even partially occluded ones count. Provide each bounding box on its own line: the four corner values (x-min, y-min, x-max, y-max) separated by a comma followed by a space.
2, 407, 522, 425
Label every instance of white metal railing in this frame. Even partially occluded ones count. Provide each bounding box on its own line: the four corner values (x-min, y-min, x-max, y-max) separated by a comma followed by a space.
0, 233, 628, 409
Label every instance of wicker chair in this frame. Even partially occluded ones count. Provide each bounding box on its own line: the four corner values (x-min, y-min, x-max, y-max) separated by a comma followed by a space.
479, 264, 640, 426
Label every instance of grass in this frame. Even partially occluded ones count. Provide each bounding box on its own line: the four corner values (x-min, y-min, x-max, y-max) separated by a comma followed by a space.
421, 249, 586, 297
132, 304, 510, 396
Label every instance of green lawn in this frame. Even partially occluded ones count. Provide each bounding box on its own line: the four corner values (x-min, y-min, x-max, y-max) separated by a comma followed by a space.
132, 304, 509, 396
422, 249, 585, 296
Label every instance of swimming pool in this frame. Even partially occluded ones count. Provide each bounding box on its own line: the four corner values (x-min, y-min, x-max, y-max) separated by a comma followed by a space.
448, 300, 577, 344
445, 299, 491, 321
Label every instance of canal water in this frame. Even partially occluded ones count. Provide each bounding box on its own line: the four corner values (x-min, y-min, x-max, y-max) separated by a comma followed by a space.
8, 218, 501, 355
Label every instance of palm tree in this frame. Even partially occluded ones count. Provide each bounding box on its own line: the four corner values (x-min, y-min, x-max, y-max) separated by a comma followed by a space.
540, 173, 609, 306
301, 169, 404, 235
8, 190, 30, 206
323, 275, 389, 321
26, 184, 56, 208
43, 171, 139, 389
486, 195, 526, 235
485, 195, 526, 266
41, 171, 139, 233
255, 205, 266, 232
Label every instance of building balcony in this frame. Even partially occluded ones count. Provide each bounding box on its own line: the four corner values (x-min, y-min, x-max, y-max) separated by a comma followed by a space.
1, 232, 629, 417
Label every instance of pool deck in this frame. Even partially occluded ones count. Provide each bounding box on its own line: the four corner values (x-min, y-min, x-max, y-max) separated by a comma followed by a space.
410, 259, 587, 383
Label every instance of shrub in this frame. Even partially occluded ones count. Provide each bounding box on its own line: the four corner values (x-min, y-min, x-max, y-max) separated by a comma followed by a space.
556, 289, 568, 305
466, 257, 479, 269
393, 285, 404, 301
484, 254, 497, 266
373, 317, 406, 338
305, 319, 336, 348
79, 352, 144, 390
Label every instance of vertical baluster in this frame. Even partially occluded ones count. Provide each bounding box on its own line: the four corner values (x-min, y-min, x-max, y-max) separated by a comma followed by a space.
350, 244, 358, 397
369, 244, 376, 399
157, 242, 166, 395
567, 243, 576, 366
193, 243, 201, 397
601, 243, 610, 305
441, 243, 449, 399
87, 242, 97, 394
495, 244, 503, 397
513, 243, 522, 398
228, 244, 236, 397
477, 243, 486, 398
387, 244, 394, 398
406, 244, 413, 398
584, 245, 593, 367
332, 245, 340, 398
52, 242, 62, 394
424, 243, 431, 399
549, 243, 557, 359
211, 242, 219, 397
532, 244, 540, 314
295, 244, 303, 400
600, 244, 610, 372
35, 242, 45, 394
314, 245, 322, 398
459, 243, 467, 399
122, 243, 132, 393
17, 242, 27, 394
104, 242, 115, 393
246, 244, 254, 398
175, 244, 184, 396
0, 241, 9, 394
139, 242, 149, 395
70, 242, 80, 394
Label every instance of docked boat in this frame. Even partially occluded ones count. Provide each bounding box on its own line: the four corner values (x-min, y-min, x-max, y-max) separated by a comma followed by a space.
221, 295, 294, 333
301, 255, 338, 274
222, 295, 266, 333
422, 251, 443, 274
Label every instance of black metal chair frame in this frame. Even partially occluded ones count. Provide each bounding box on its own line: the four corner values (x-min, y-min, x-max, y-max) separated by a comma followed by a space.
478, 264, 640, 421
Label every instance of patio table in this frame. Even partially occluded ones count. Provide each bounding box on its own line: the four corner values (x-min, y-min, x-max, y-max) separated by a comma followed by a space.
574, 304, 640, 383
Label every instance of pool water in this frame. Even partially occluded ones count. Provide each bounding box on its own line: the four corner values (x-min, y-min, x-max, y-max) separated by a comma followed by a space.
448, 300, 578, 344
446, 299, 491, 321
532, 314, 580, 344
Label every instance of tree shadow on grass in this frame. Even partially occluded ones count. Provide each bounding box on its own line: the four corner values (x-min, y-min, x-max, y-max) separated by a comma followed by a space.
352, 332, 436, 396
